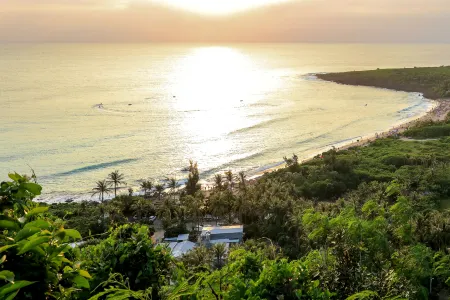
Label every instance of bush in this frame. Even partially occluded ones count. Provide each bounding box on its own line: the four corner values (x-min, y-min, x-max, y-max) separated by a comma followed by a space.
0, 173, 90, 299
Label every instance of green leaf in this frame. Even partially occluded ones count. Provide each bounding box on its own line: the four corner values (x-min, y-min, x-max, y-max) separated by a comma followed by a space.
63, 266, 73, 273
20, 183, 42, 196
24, 220, 49, 230
54, 229, 66, 241
0, 280, 35, 296
0, 255, 6, 264
78, 270, 92, 279
64, 229, 82, 240
61, 257, 72, 264
17, 236, 51, 255
26, 206, 48, 218
4, 290, 19, 300
7, 173, 21, 182
0, 220, 19, 231
14, 227, 40, 242
30, 246, 45, 256
346, 290, 379, 300
73, 275, 90, 289
0, 245, 17, 254
0, 271, 14, 283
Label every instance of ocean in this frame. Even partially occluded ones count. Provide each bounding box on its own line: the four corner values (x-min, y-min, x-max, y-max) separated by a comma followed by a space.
1, 43, 449, 202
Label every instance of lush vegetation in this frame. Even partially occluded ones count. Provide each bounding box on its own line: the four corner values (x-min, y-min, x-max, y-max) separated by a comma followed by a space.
317, 66, 450, 99
2, 114, 450, 299
403, 114, 450, 139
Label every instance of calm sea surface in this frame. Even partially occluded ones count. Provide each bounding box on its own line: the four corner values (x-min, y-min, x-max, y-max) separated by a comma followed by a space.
1, 43, 450, 202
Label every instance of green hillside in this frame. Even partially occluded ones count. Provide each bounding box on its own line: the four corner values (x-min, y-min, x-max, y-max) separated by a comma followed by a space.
318, 66, 450, 99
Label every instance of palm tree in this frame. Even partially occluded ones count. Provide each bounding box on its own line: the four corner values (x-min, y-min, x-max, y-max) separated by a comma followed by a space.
166, 177, 180, 201
92, 180, 112, 203
214, 174, 223, 191
108, 170, 126, 198
238, 171, 247, 193
212, 243, 227, 269
224, 170, 235, 191
155, 184, 165, 201
181, 246, 212, 270
140, 180, 153, 198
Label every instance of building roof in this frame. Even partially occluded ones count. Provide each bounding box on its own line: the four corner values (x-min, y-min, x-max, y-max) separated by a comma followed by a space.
157, 241, 196, 258
209, 239, 240, 244
163, 237, 178, 242
201, 225, 243, 236
171, 241, 196, 258
177, 234, 189, 241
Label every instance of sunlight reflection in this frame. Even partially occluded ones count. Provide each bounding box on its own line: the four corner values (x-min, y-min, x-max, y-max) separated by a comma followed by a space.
169, 46, 282, 163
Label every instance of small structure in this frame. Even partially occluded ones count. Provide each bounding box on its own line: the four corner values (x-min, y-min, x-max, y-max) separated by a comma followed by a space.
200, 225, 243, 246
161, 225, 244, 258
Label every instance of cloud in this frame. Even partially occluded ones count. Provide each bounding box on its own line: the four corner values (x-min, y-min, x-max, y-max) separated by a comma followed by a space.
0, 0, 449, 42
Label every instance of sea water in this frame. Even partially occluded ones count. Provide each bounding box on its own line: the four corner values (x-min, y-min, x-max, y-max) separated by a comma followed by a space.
1, 43, 449, 202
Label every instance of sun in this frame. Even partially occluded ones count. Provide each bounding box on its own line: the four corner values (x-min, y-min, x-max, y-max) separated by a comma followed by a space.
151, 0, 291, 15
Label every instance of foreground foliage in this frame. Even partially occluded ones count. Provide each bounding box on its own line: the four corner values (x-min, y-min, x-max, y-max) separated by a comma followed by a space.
2, 117, 450, 299
0, 173, 90, 299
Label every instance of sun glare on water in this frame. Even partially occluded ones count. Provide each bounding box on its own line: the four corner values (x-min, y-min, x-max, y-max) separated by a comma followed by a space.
151, 0, 291, 15
167, 46, 283, 162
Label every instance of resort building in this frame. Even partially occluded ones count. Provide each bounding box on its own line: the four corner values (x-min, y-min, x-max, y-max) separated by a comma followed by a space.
160, 225, 244, 257
200, 225, 244, 245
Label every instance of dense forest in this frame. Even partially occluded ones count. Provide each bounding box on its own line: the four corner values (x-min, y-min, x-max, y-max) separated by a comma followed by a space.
2, 69, 450, 299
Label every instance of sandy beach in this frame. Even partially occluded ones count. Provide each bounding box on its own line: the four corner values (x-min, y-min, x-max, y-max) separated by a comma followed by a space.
246, 98, 450, 181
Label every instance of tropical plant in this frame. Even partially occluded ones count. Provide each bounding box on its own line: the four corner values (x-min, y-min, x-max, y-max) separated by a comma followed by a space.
140, 180, 153, 198
213, 174, 223, 191
185, 160, 201, 195
108, 170, 126, 198
224, 170, 235, 191
82, 224, 174, 299
237, 171, 247, 192
166, 177, 180, 201
92, 180, 112, 203
212, 243, 227, 269
0, 173, 91, 299
155, 184, 165, 201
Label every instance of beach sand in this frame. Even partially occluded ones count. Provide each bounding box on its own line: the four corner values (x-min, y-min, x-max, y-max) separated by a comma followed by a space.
246, 98, 450, 181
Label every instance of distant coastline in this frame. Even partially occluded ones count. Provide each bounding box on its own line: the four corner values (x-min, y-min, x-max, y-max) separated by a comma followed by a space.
249, 67, 450, 179
316, 66, 450, 100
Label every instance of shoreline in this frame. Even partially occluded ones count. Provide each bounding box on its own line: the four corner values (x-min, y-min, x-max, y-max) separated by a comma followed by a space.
37, 83, 450, 203
247, 94, 450, 181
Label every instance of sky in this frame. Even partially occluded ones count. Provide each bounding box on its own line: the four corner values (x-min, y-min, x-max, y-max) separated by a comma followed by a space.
0, 0, 449, 43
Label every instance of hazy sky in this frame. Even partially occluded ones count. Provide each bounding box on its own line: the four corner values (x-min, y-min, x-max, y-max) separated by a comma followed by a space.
1, 0, 449, 42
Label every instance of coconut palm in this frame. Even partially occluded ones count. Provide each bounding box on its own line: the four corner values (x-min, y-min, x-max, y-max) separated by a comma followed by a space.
212, 243, 227, 269
186, 160, 201, 195
140, 181, 147, 196
214, 174, 223, 191
108, 170, 126, 198
92, 180, 112, 203
183, 194, 204, 230
166, 177, 180, 201
224, 170, 235, 191
181, 246, 212, 270
155, 184, 165, 201
238, 171, 247, 192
